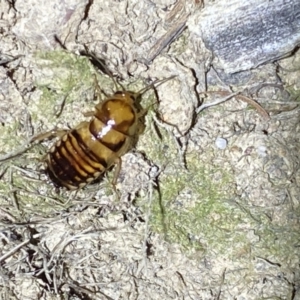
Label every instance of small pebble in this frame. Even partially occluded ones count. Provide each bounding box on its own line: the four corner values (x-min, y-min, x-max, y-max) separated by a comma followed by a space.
215, 137, 227, 150
256, 145, 267, 157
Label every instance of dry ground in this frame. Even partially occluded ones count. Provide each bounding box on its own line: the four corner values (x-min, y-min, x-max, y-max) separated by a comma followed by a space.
0, 0, 299, 299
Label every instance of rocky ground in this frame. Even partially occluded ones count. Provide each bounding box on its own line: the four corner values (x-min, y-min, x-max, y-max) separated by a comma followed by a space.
0, 0, 299, 299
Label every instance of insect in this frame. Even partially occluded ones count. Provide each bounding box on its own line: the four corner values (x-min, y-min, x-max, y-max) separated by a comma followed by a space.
45, 74, 175, 190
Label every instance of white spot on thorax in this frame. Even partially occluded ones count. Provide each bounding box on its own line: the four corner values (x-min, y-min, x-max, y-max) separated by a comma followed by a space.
98, 119, 115, 138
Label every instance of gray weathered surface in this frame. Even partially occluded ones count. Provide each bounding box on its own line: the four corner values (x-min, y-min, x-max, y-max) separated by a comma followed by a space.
1, 0, 300, 299
188, 0, 300, 73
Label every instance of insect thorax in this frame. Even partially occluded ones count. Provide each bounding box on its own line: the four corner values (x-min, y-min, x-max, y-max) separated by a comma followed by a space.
95, 98, 138, 135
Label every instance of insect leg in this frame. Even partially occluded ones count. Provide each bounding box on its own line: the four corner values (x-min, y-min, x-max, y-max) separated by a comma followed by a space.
83, 111, 95, 117
0, 129, 68, 162
93, 74, 103, 102
112, 157, 122, 186
137, 119, 146, 135
106, 157, 122, 199
31, 129, 68, 143
83, 74, 106, 117
137, 104, 156, 119
82, 74, 106, 117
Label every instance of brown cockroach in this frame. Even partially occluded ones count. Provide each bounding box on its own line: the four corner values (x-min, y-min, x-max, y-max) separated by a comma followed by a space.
44, 74, 175, 190
0, 52, 175, 190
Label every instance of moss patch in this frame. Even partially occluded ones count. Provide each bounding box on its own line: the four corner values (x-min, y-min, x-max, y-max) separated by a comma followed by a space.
138, 122, 299, 265
30, 50, 114, 125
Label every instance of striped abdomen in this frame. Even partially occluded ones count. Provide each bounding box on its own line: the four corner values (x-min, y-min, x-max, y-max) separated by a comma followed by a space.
46, 95, 138, 189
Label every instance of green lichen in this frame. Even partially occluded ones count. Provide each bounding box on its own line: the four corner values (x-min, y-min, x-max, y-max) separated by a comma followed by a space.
147, 157, 240, 255
285, 86, 300, 102
247, 207, 300, 268
168, 30, 189, 56
137, 122, 250, 255
138, 118, 299, 263
30, 50, 114, 125
0, 121, 24, 152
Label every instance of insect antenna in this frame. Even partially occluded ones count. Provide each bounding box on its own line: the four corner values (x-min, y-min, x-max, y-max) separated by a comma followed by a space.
80, 46, 121, 92
54, 35, 68, 50
53, 35, 120, 89
134, 75, 176, 98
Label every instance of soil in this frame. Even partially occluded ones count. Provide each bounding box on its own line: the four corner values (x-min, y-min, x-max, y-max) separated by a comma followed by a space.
0, 0, 299, 299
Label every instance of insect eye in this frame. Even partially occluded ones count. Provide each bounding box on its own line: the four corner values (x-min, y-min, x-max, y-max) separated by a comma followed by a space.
114, 91, 124, 95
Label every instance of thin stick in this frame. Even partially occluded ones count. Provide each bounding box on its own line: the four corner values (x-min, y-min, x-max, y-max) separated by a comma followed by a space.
197, 91, 270, 120
196, 91, 240, 113
0, 139, 35, 162
0, 239, 30, 263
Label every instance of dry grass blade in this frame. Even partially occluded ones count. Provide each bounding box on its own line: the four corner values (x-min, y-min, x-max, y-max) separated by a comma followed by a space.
197, 90, 270, 120
0, 239, 30, 263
